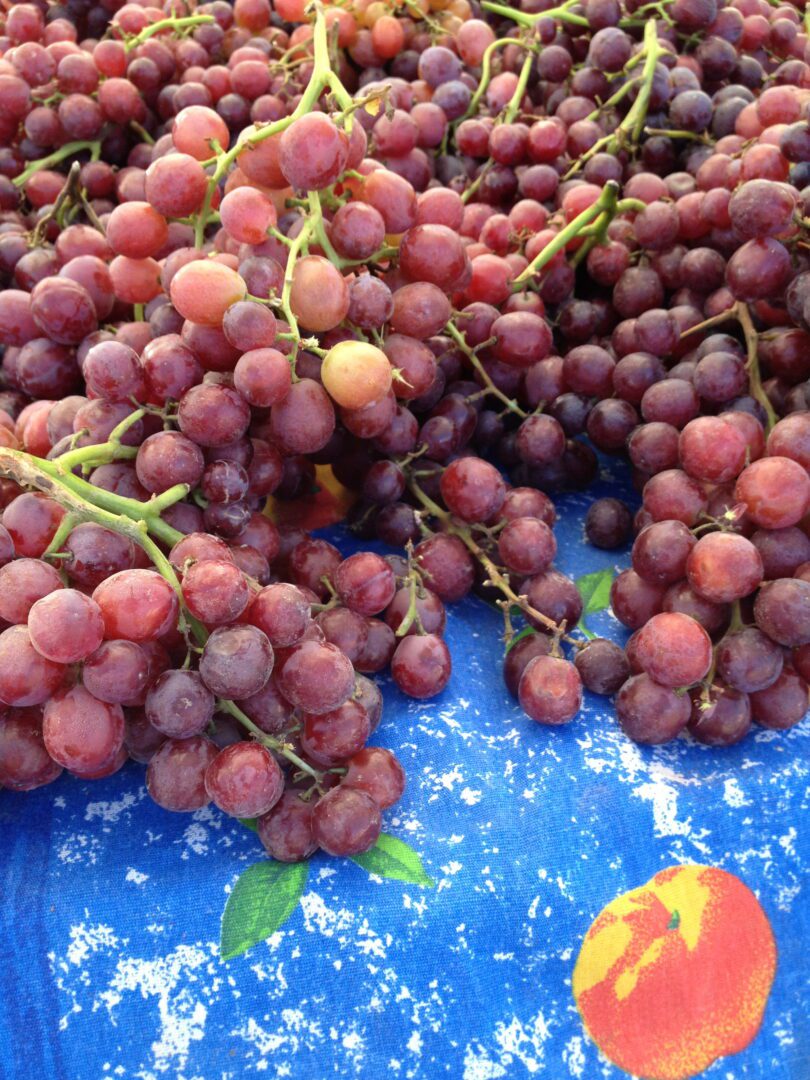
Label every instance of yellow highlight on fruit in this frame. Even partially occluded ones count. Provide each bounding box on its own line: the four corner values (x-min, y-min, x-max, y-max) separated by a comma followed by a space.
321, 339, 393, 410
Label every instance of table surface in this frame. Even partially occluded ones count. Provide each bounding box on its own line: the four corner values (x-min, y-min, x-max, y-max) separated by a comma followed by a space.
1, 461, 807, 1080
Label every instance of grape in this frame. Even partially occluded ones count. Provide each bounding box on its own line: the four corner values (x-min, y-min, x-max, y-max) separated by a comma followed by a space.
503, 633, 553, 697
93, 571, 179, 643
584, 499, 632, 550
750, 668, 809, 730
247, 584, 310, 648
391, 633, 451, 698
632, 521, 696, 585
0, 707, 62, 791
43, 684, 125, 774
716, 628, 783, 694
0, 558, 63, 624
574, 639, 631, 696
321, 341, 392, 410
199, 625, 273, 700
735, 457, 810, 529
2, 492, 64, 557
257, 791, 318, 862
83, 640, 151, 705
279, 113, 349, 191
205, 741, 284, 818
0, 626, 65, 707
289, 256, 349, 333
145, 670, 215, 740
334, 553, 396, 616
754, 579, 810, 647
301, 700, 371, 767
170, 261, 247, 327
277, 639, 355, 714
686, 532, 764, 603
615, 674, 692, 744
518, 655, 582, 725
688, 686, 752, 746
526, 571, 583, 630
355, 620, 397, 676
311, 786, 381, 856
316, 608, 369, 665
233, 348, 290, 408
679, 416, 746, 484
340, 747, 404, 809
181, 559, 249, 627
27, 589, 104, 664
170, 532, 234, 573
496, 517, 557, 576
269, 379, 336, 455
178, 383, 251, 448
146, 736, 219, 812
289, 539, 342, 600
635, 612, 713, 688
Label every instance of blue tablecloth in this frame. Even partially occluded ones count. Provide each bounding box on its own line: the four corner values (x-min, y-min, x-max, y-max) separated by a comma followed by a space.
1, 463, 808, 1080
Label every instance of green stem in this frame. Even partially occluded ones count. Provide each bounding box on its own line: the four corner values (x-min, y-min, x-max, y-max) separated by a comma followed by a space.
218, 700, 321, 781
565, 19, 664, 179
587, 76, 640, 122
461, 36, 526, 124
445, 323, 527, 417
12, 141, 101, 188
42, 512, 80, 559
280, 217, 317, 359
130, 121, 155, 146
462, 161, 493, 205
503, 50, 534, 124
514, 180, 620, 287
149, 484, 191, 513
737, 302, 779, 434
307, 190, 345, 268
481, 0, 589, 28
123, 14, 215, 51
627, 20, 666, 143
133, 303, 145, 322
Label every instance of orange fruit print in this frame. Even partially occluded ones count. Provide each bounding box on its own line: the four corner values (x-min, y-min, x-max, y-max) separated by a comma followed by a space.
573, 864, 777, 1080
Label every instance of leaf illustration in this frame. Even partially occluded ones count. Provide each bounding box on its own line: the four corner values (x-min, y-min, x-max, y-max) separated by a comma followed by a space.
220, 860, 308, 961
505, 625, 537, 654
575, 568, 615, 617
350, 833, 435, 887
239, 817, 258, 831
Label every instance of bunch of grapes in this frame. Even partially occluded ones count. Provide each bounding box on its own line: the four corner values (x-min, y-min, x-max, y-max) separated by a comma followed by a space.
0, 0, 809, 859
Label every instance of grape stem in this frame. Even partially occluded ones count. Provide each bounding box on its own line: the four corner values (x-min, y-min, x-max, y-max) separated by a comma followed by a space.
0, 443, 182, 547
12, 140, 101, 189
513, 180, 622, 287
460, 36, 527, 124
563, 19, 665, 179
679, 302, 778, 431
407, 477, 583, 648
481, 0, 589, 28
444, 322, 528, 417
502, 50, 535, 125
217, 700, 321, 782
122, 14, 215, 51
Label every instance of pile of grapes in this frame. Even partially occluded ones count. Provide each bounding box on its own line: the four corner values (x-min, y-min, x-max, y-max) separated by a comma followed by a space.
0, 0, 809, 862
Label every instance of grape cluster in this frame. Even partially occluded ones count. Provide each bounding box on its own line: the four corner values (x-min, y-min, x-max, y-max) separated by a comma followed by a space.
0, 0, 809, 857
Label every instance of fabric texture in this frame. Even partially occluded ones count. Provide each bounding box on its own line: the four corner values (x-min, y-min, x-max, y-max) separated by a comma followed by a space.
1, 467, 807, 1080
